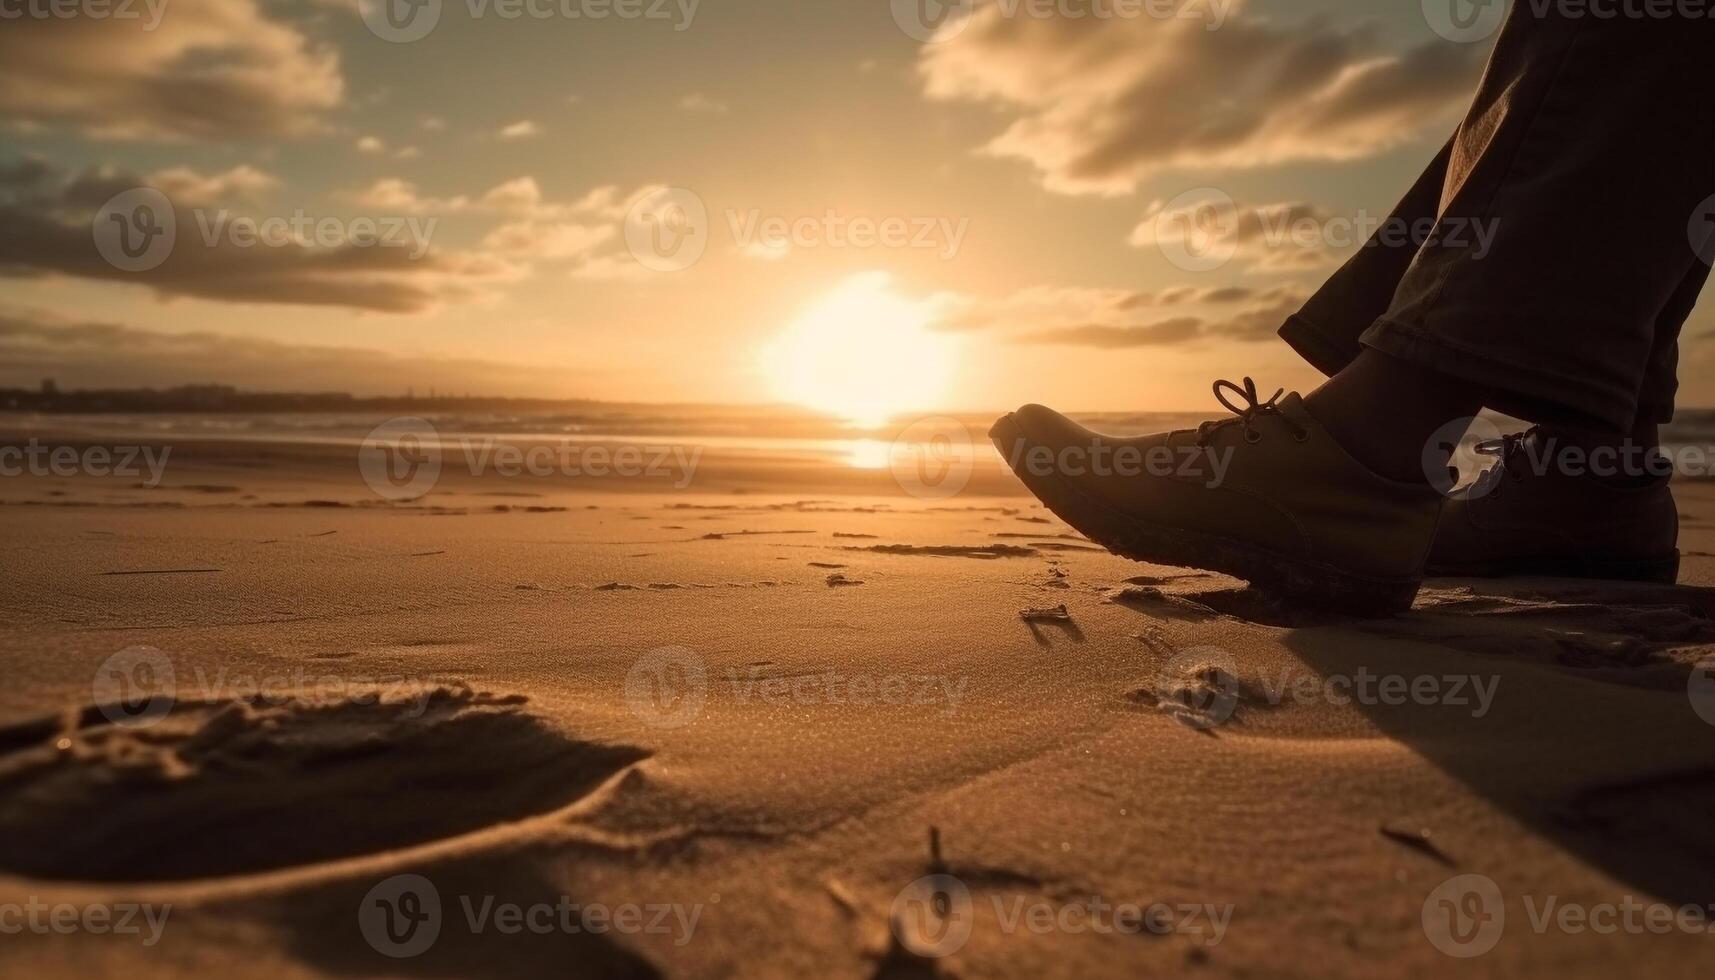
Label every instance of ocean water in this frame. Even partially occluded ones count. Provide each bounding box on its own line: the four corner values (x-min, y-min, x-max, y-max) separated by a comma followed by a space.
7, 406, 1715, 477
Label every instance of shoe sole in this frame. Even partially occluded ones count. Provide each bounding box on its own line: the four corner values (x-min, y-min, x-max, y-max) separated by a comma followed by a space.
990, 414, 1420, 617
1425, 552, 1679, 584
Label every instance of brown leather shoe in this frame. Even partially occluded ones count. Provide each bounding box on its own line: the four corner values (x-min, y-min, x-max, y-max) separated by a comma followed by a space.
1427, 428, 1679, 583
989, 378, 1443, 616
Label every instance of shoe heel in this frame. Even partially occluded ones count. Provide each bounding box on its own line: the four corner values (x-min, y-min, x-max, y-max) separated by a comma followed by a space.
1575, 551, 1679, 584
1262, 559, 1421, 617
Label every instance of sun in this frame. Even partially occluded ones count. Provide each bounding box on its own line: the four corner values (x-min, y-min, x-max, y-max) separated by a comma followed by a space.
762, 272, 959, 428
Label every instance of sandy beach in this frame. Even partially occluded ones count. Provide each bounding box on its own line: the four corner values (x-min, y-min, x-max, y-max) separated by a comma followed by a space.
1, 416, 1713, 978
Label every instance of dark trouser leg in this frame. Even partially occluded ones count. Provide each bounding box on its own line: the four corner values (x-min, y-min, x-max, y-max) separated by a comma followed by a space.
1281, 6, 1715, 434
1279, 139, 1452, 377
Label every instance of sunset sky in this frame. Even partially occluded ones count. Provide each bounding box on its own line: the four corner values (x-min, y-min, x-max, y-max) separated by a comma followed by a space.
4, 0, 1713, 416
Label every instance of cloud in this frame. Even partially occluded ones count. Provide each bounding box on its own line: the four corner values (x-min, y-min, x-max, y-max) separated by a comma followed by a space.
0, 0, 343, 141
1017, 317, 1204, 347
941, 281, 1308, 347
346, 176, 616, 222
498, 120, 541, 140
144, 165, 279, 206
569, 252, 654, 283
678, 93, 730, 114
0, 307, 575, 396
344, 176, 665, 277
480, 221, 613, 260
738, 240, 791, 261
356, 135, 386, 155
1115, 283, 1296, 310
916, 0, 1484, 194
1131, 199, 1343, 270
479, 176, 548, 214
0, 160, 511, 314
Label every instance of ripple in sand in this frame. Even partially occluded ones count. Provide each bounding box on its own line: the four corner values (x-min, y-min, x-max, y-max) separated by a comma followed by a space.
0, 687, 647, 882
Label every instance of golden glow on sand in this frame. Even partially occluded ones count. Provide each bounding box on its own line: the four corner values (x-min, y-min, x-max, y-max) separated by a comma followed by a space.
763, 272, 958, 429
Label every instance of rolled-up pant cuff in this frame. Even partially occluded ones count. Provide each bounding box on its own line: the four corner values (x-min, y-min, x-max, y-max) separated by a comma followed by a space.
1277, 312, 1360, 380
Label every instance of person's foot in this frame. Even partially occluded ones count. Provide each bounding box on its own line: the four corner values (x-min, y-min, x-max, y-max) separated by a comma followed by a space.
989, 378, 1443, 616
1426, 427, 1679, 582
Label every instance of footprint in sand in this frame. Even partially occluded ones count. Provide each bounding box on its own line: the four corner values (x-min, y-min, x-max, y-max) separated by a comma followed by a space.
0, 688, 646, 882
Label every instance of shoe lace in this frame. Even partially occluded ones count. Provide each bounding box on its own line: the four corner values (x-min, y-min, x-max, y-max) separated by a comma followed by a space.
1468, 425, 1539, 495
1195, 377, 1307, 447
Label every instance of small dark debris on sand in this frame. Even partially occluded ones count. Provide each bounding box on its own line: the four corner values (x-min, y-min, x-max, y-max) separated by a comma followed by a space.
1020, 604, 1072, 622
700, 529, 816, 540
853, 544, 1037, 559
809, 562, 846, 569
826, 573, 864, 587
1105, 585, 1220, 617
1379, 823, 1456, 868
832, 532, 878, 539
99, 568, 222, 577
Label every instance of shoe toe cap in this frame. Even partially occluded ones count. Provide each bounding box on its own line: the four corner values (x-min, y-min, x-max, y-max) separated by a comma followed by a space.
1008, 403, 1092, 447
